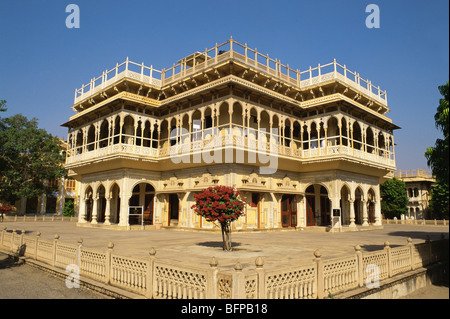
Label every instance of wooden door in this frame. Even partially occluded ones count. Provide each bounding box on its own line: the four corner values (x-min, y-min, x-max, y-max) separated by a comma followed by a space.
281, 195, 290, 227
144, 194, 154, 225
281, 195, 297, 227
306, 195, 315, 226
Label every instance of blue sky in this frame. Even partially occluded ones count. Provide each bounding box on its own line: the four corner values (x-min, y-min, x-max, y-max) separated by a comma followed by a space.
0, 0, 448, 171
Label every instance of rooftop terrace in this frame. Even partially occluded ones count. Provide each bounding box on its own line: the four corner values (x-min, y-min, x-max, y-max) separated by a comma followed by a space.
73, 38, 388, 108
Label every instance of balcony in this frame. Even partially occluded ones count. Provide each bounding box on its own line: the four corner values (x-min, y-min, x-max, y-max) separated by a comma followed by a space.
65, 126, 395, 169
72, 38, 388, 111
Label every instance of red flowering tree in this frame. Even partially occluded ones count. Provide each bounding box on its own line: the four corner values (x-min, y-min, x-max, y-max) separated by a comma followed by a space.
0, 203, 14, 221
191, 186, 249, 251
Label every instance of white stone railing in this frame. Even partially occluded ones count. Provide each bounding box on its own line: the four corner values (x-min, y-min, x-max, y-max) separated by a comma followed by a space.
73, 38, 388, 107
1, 228, 447, 299
74, 58, 162, 104
66, 133, 395, 168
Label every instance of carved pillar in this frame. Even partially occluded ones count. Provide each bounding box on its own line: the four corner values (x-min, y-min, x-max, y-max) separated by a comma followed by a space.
362, 198, 368, 226
91, 196, 99, 224
349, 198, 356, 227
104, 194, 112, 225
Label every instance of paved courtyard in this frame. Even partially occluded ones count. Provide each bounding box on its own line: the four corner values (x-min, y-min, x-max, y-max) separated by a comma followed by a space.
1, 221, 448, 271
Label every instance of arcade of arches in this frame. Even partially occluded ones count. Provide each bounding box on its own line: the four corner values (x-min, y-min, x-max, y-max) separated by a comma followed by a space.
77, 169, 382, 230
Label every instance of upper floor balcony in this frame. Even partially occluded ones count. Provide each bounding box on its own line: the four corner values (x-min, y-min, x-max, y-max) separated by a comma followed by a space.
65, 104, 396, 171
72, 38, 389, 113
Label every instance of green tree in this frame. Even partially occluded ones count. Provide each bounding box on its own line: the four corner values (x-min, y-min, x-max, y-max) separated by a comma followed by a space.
425, 81, 449, 218
0, 107, 66, 205
63, 200, 75, 217
380, 178, 409, 219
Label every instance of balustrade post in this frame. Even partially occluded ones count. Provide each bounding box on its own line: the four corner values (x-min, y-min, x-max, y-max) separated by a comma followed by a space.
105, 241, 114, 284
35, 232, 41, 260
407, 238, 415, 270
11, 229, 16, 251
354, 245, 364, 287
19, 229, 25, 249
255, 257, 266, 299
207, 256, 218, 299
313, 249, 324, 299
384, 241, 392, 277
146, 247, 156, 298
232, 262, 245, 299
77, 238, 83, 268
0, 227, 5, 247
53, 234, 60, 267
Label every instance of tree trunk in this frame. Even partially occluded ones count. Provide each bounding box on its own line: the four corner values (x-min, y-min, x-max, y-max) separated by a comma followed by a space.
221, 222, 232, 251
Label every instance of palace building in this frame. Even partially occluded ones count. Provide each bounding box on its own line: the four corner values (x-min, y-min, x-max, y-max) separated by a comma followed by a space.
62, 38, 399, 231
394, 169, 435, 220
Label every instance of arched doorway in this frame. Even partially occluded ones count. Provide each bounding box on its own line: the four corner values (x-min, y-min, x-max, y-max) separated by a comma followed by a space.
305, 185, 315, 226
319, 186, 331, 226
367, 188, 376, 224
110, 183, 120, 224
354, 187, 363, 225
97, 184, 106, 223
84, 186, 93, 222
129, 183, 155, 225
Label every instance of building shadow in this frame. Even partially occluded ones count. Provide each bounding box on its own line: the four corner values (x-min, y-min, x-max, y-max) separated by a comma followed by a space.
387, 230, 448, 241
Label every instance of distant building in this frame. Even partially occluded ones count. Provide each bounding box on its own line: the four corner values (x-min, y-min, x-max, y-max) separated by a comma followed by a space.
62, 38, 399, 230
394, 169, 435, 219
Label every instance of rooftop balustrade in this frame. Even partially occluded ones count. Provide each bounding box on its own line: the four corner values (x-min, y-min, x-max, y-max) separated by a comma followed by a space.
73, 38, 388, 107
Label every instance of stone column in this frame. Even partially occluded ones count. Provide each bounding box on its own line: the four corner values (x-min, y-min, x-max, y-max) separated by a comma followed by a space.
91, 196, 98, 224
362, 198, 369, 226
104, 195, 111, 225
349, 198, 356, 227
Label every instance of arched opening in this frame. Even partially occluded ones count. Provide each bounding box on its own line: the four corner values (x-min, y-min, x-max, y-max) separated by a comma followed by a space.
367, 188, 376, 224
341, 118, 348, 146
232, 102, 243, 130
260, 110, 270, 142
86, 125, 95, 151
353, 122, 362, 150
113, 116, 121, 144
327, 117, 339, 147
191, 111, 201, 142
319, 186, 331, 226
99, 120, 109, 148
366, 127, 375, 154
292, 120, 301, 150
143, 120, 151, 147
218, 102, 229, 131
305, 185, 316, 226
354, 187, 363, 225
310, 122, 318, 149
97, 184, 106, 223
122, 115, 135, 145
340, 185, 351, 226
284, 118, 292, 147
168, 193, 179, 226
110, 183, 121, 224
129, 183, 155, 225
84, 186, 93, 222
378, 132, 386, 157
76, 129, 83, 154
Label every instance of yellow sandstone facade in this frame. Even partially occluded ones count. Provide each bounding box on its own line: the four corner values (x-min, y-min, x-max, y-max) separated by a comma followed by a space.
62, 38, 399, 231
